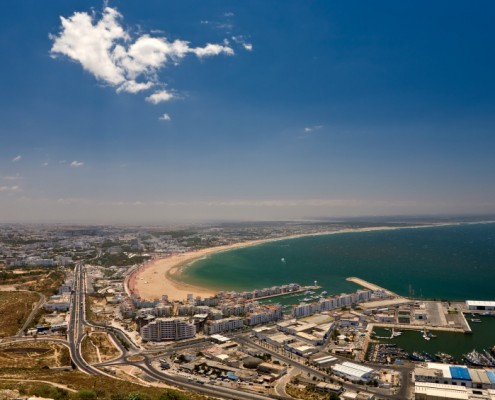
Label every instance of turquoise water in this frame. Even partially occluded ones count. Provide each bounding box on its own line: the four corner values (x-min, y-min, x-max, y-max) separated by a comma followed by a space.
180, 223, 495, 301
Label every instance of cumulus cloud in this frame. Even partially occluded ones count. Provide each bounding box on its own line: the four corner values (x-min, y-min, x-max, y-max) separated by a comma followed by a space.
159, 113, 171, 121
12, 155, 21, 162
146, 89, 174, 104
70, 161, 84, 168
50, 6, 235, 102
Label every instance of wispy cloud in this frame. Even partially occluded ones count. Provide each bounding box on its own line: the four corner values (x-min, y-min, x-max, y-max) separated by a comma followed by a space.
1, 174, 21, 181
304, 125, 323, 133
159, 113, 171, 121
50, 6, 236, 106
70, 161, 84, 168
0, 185, 19, 192
12, 155, 21, 162
232, 36, 253, 51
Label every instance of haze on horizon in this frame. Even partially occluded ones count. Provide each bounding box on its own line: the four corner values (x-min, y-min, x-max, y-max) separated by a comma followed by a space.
1, 1, 495, 224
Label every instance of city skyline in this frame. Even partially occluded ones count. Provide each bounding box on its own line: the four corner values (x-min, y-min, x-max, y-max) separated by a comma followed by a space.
1, 1, 495, 223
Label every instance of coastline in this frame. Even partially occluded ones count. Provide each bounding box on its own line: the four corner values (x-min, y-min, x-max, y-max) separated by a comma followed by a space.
129, 221, 484, 301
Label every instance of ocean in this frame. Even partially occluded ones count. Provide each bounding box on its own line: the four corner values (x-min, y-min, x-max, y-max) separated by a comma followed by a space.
179, 222, 495, 301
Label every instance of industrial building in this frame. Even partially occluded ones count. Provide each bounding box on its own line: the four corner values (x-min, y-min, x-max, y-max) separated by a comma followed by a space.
415, 382, 495, 400
332, 362, 375, 383
466, 300, 495, 311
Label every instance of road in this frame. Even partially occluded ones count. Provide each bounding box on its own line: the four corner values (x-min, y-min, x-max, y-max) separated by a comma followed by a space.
236, 336, 411, 400
17, 291, 45, 337
67, 263, 277, 399
65, 263, 414, 399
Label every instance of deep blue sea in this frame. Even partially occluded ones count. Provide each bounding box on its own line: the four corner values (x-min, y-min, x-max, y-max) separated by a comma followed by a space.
180, 222, 495, 301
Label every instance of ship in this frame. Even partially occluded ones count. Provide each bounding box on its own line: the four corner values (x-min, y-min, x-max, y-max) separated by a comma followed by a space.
463, 349, 495, 367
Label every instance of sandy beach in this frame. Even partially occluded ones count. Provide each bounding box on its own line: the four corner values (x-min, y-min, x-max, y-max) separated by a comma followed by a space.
130, 223, 459, 301
129, 237, 281, 301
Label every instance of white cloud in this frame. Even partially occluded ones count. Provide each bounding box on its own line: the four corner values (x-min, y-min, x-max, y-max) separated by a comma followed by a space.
232, 36, 253, 51
70, 161, 84, 168
0, 185, 19, 192
12, 155, 21, 162
159, 113, 171, 121
191, 43, 234, 58
224, 12, 235, 17
146, 90, 174, 104
116, 80, 154, 93
1, 174, 21, 181
304, 125, 323, 133
50, 6, 235, 102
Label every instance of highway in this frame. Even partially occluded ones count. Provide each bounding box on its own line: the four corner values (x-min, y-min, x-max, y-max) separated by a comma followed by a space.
66, 262, 413, 399
67, 263, 277, 399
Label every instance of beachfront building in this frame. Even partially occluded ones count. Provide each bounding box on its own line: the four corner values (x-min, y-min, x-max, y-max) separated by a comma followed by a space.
205, 317, 244, 335
140, 317, 196, 342
245, 305, 283, 326
292, 290, 374, 319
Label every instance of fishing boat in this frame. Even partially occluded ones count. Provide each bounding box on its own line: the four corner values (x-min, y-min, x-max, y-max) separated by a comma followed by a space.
463, 349, 495, 367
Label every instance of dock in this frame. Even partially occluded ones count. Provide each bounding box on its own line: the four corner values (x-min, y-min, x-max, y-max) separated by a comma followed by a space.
346, 276, 399, 297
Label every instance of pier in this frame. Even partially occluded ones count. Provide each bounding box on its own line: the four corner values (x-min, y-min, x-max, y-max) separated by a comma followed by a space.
346, 276, 400, 297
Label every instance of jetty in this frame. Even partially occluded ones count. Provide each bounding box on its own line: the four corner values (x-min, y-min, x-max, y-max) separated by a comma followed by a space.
346, 276, 399, 297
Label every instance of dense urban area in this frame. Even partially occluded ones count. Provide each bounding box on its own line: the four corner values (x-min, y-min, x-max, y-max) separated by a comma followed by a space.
1, 221, 495, 400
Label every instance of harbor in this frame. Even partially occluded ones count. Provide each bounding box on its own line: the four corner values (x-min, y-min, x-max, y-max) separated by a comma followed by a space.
368, 316, 495, 363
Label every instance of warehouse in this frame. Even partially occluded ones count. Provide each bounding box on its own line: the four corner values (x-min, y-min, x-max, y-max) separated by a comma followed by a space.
332, 362, 374, 383
466, 300, 495, 311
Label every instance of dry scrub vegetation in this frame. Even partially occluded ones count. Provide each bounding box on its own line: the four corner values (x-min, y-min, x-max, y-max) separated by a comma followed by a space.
81, 332, 121, 364
0, 291, 39, 337
0, 341, 71, 369
0, 369, 211, 400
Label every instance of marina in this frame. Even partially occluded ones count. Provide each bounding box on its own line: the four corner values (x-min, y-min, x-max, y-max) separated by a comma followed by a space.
370, 316, 495, 362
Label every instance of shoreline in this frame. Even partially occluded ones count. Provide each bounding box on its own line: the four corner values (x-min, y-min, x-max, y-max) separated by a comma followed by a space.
130, 221, 494, 301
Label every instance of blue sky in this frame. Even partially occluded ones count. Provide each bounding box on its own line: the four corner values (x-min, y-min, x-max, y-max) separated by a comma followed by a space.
1, 1, 495, 223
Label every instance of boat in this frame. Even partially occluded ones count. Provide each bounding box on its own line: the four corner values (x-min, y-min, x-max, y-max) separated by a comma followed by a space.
463, 349, 495, 367
409, 352, 426, 362
435, 352, 455, 363
281, 258, 286, 263
470, 318, 482, 323
483, 350, 495, 365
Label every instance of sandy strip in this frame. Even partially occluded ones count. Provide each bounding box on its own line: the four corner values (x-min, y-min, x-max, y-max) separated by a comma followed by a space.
130, 222, 487, 301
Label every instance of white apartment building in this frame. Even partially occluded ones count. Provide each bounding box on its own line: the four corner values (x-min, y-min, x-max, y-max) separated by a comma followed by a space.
141, 317, 196, 342
205, 317, 244, 335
